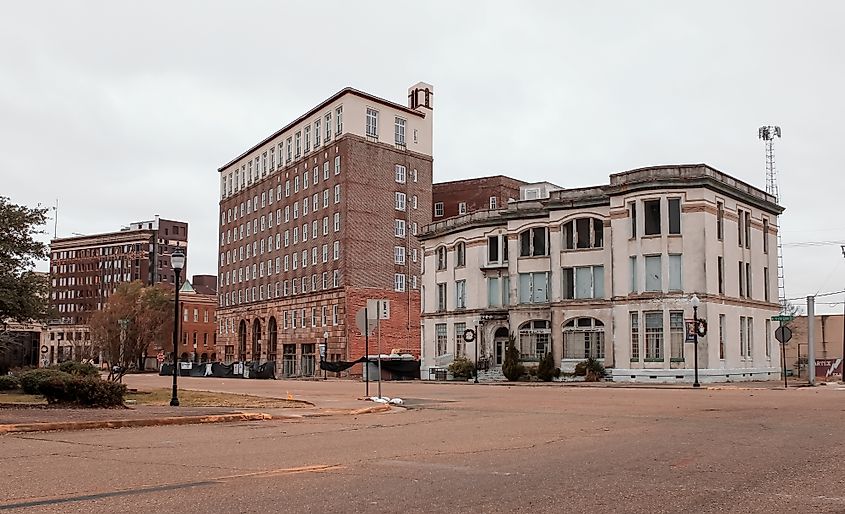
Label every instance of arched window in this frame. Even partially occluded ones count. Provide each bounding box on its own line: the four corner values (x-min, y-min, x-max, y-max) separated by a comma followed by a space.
562, 218, 604, 250
519, 227, 548, 257
436, 246, 448, 270
563, 318, 605, 359
237, 320, 247, 361
455, 242, 466, 268
518, 320, 550, 361
268, 317, 278, 362
252, 319, 262, 361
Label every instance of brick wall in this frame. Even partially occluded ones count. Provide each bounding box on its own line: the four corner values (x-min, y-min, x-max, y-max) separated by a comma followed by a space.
433, 176, 524, 220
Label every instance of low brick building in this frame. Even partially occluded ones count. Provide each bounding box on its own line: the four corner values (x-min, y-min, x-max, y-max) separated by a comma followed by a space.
169, 275, 218, 369
432, 175, 525, 220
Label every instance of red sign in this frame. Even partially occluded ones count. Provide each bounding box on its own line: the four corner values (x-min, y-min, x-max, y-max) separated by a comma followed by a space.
156, 352, 165, 363
815, 359, 842, 377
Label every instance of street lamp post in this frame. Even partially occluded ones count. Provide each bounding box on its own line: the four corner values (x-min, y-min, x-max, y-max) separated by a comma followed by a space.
322, 331, 329, 380
841, 245, 845, 382
170, 249, 186, 407
691, 294, 701, 388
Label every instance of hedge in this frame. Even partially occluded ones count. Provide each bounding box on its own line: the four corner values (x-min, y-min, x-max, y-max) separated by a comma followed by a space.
19, 369, 73, 395
0, 375, 20, 391
56, 361, 100, 377
39, 375, 127, 407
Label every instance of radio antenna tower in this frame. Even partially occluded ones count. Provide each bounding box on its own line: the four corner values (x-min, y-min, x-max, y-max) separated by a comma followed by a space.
758, 125, 786, 311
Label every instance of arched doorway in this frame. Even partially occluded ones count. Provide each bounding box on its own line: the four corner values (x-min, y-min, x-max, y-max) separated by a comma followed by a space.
237, 320, 247, 361
252, 319, 262, 362
493, 327, 510, 366
200, 353, 208, 363
267, 317, 278, 363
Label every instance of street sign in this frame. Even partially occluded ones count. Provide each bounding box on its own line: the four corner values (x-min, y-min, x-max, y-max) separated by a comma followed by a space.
771, 315, 794, 322
367, 299, 390, 320
774, 325, 793, 344
355, 308, 378, 336
318, 342, 327, 358
156, 351, 165, 363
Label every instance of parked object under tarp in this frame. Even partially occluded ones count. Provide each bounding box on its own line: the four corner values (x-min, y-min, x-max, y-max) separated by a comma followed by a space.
159, 361, 276, 379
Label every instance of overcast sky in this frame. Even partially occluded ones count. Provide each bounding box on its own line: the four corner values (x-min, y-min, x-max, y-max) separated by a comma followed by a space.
3, 1, 843, 313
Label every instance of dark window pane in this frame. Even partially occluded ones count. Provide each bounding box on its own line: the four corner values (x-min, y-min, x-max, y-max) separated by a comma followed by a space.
532, 228, 546, 256
562, 221, 574, 250
576, 218, 590, 249
488, 236, 498, 262
520, 231, 531, 257
593, 218, 603, 247
668, 198, 681, 234
644, 200, 661, 235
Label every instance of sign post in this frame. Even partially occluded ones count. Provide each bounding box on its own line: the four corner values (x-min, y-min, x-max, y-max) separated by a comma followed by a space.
774, 321, 793, 388
356, 307, 378, 396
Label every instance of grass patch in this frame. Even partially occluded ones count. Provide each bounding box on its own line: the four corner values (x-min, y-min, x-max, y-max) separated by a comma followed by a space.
0, 390, 47, 405
126, 389, 306, 408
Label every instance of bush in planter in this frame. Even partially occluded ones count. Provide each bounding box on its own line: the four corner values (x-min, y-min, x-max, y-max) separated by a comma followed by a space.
575, 358, 606, 381
40, 375, 126, 407
0, 375, 20, 390
57, 361, 100, 377
537, 351, 556, 382
19, 369, 73, 395
448, 357, 476, 379
502, 337, 525, 382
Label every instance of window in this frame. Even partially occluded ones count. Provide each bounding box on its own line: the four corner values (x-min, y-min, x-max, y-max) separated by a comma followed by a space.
629, 201, 637, 238
719, 314, 726, 360
366, 108, 378, 138
645, 255, 662, 292
394, 117, 405, 145
436, 323, 447, 356
436, 283, 447, 311
739, 262, 745, 297
563, 318, 605, 360
455, 242, 465, 267
763, 218, 769, 253
765, 319, 772, 358
487, 234, 508, 264
629, 256, 637, 293
668, 198, 681, 234
335, 106, 343, 135
717, 201, 724, 240
332, 304, 338, 325
519, 227, 548, 257
644, 199, 661, 235
394, 273, 406, 292
395, 192, 406, 211
518, 272, 549, 304
334, 213, 340, 232
455, 280, 466, 309
314, 120, 321, 147
412, 195, 418, 209
645, 312, 663, 360
304, 126, 311, 153
487, 277, 502, 307
519, 320, 551, 361
763, 267, 770, 302
334, 184, 341, 204
394, 246, 406, 265
394, 219, 406, 237
395, 165, 406, 183
670, 311, 684, 360
434, 202, 444, 217
436, 246, 448, 270
562, 218, 603, 249
455, 323, 466, 358
718, 256, 725, 295
295, 131, 301, 157
333, 241, 339, 260
562, 266, 604, 299
630, 312, 640, 361
458, 202, 466, 215
325, 113, 332, 141
740, 316, 748, 358
746, 262, 752, 299
668, 254, 682, 291
334, 155, 340, 175
745, 210, 752, 249
489, 196, 498, 210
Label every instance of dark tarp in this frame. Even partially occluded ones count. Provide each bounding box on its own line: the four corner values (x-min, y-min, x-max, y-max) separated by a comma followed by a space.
159, 361, 275, 379
379, 359, 421, 379
320, 357, 365, 373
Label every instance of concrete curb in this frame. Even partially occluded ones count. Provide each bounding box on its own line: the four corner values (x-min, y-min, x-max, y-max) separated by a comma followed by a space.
0, 403, 394, 434
417, 380, 783, 391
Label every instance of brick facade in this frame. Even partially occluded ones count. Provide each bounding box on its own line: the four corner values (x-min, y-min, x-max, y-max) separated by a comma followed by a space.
432, 175, 524, 220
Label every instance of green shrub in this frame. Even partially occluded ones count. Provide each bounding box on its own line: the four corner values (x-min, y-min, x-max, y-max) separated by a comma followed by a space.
19, 369, 73, 395
575, 358, 606, 381
0, 375, 20, 390
40, 376, 126, 407
57, 361, 100, 377
448, 357, 476, 379
502, 337, 525, 382
537, 351, 556, 382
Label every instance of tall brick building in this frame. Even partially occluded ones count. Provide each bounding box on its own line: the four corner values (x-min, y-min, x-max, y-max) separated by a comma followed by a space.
432, 175, 525, 220
216, 83, 434, 376
46, 216, 188, 364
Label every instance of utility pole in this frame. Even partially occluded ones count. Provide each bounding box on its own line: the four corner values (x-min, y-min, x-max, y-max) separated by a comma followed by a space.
377, 301, 382, 399
807, 296, 815, 386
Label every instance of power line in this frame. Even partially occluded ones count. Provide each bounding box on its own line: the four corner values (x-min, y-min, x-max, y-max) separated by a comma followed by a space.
786, 289, 845, 302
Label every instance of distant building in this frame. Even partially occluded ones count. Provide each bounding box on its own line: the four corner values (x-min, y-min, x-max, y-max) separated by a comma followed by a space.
432, 175, 525, 220
420, 164, 784, 383
787, 314, 844, 378
216, 83, 434, 376
46, 215, 188, 364
168, 275, 218, 370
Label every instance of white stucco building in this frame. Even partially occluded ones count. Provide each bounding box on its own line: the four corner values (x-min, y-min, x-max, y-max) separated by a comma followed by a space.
419, 164, 783, 383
